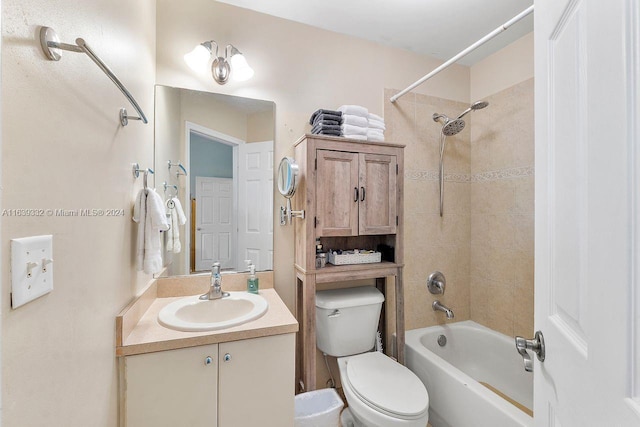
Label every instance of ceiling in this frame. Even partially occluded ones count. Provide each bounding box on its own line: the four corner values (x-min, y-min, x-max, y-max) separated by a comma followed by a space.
216, 0, 534, 66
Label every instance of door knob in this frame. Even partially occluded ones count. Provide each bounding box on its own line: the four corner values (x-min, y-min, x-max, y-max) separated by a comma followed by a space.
197, 227, 202, 231
515, 330, 545, 372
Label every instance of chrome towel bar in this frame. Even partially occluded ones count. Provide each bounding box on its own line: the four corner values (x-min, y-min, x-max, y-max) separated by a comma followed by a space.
39, 26, 148, 126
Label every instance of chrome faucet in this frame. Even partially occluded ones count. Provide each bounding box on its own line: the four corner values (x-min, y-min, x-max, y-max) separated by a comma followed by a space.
433, 300, 454, 319
200, 262, 230, 300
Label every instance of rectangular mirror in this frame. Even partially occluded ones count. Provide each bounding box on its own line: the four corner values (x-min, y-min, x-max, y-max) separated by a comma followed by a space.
154, 85, 275, 276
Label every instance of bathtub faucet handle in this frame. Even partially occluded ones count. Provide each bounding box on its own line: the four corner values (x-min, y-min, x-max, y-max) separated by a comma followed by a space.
515, 331, 545, 372
427, 271, 446, 294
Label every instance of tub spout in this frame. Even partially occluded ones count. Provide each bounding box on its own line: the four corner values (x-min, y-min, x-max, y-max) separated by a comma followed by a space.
433, 300, 454, 319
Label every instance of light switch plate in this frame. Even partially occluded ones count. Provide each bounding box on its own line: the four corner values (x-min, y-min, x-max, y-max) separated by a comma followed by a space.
11, 235, 54, 309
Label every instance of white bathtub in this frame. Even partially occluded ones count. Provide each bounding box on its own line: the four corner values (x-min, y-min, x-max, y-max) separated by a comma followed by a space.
405, 321, 533, 427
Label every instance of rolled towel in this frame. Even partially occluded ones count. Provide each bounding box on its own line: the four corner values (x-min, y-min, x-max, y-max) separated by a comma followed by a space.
367, 128, 385, 142
338, 105, 369, 117
368, 119, 386, 131
342, 114, 368, 128
309, 109, 342, 125
343, 134, 368, 141
312, 117, 341, 126
312, 123, 341, 133
312, 128, 342, 136
368, 112, 384, 122
340, 123, 367, 136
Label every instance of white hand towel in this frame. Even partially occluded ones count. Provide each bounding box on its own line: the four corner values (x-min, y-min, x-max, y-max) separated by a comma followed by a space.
338, 105, 369, 117
341, 123, 367, 136
368, 112, 384, 122
133, 188, 170, 274
167, 197, 187, 254
342, 114, 368, 128
165, 200, 175, 253
343, 134, 367, 141
368, 119, 386, 131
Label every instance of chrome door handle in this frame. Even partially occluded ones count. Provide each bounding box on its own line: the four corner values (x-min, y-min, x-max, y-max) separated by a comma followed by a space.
515, 331, 545, 372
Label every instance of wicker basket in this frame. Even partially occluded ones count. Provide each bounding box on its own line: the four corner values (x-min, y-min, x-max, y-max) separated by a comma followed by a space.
327, 251, 382, 265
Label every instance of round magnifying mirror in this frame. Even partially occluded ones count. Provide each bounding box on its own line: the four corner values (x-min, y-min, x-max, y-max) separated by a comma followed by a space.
277, 157, 299, 198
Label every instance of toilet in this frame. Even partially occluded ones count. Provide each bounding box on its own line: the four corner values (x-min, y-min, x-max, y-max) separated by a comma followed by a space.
316, 286, 429, 427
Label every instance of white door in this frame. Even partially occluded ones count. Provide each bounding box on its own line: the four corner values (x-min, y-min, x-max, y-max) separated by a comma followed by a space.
534, 0, 640, 425
237, 141, 273, 271
194, 177, 235, 271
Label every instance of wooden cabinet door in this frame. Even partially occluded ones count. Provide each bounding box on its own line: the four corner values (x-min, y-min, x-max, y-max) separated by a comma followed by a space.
123, 344, 218, 427
359, 153, 397, 235
316, 150, 359, 236
218, 334, 295, 427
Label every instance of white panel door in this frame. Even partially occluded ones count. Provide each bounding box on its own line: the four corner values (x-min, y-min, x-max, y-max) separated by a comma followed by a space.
535, 0, 640, 425
237, 141, 273, 271
195, 177, 235, 271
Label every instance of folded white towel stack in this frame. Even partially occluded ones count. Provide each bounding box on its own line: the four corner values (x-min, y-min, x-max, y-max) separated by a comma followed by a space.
338, 105, 369, 117
133, 188, 170, 274
366, 112, 386, 142
337, 106, 387, 142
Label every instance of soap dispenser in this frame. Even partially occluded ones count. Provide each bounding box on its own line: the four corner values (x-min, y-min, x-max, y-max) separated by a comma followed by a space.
245, 260, 259, 294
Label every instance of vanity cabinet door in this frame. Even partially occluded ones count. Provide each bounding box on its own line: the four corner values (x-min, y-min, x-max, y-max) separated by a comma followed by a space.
358, 153, 397, 235
123, 344, 218, 427
218, 333, 295, 427
316, 150, 360, 236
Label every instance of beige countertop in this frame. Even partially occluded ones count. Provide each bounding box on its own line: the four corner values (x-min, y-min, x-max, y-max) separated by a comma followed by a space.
116, 273, 298, 357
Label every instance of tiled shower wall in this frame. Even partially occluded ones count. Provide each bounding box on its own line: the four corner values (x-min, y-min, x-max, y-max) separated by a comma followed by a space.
385, 89, 472, 331
470, 78, 535, 338
384, 77, 534, 336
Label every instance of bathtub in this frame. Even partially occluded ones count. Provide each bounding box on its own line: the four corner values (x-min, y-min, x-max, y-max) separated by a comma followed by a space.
405, 321, 533, 427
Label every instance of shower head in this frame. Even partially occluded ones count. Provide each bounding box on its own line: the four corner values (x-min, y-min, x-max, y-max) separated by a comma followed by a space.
442, 118, 466, 136
433, 112, 466, 136
456, 100, 489, 119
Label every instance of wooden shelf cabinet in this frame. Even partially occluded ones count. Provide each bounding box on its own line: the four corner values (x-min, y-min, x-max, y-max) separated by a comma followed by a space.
292, 134, 405, 392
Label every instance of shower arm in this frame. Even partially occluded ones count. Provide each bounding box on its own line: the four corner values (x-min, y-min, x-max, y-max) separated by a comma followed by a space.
39, 26, 148, 126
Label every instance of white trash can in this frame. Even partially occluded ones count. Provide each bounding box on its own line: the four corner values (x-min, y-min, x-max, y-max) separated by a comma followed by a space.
294, 388, 344, 427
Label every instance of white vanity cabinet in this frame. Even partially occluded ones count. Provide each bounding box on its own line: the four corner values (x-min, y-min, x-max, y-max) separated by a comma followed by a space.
121, 333, 295, 427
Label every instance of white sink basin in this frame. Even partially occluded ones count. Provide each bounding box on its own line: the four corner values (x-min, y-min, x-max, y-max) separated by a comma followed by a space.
158, 292, 268, 332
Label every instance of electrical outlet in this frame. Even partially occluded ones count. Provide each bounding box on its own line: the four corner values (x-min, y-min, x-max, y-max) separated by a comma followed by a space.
11, 235, 54, 309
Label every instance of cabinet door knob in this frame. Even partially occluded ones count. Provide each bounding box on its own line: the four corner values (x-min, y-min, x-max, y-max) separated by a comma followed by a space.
204, 356, 213, 366
354, 187, 359, 202
360, 186, 365, 202
223, 353, 232, 362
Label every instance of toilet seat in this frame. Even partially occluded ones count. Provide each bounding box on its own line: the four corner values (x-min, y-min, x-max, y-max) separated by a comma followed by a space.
343, 352, 429, 420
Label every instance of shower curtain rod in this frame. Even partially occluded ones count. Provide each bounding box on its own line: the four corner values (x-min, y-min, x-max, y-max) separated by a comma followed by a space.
390, 5, 534, 103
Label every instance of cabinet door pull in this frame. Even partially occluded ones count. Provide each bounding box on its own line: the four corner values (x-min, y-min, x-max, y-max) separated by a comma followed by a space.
360, 187, 365, 202
354, 187, 359, 202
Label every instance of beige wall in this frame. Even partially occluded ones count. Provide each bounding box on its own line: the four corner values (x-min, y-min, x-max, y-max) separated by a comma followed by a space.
155, 0, 471, 311
2, 0, 156, 426
471, 32, 534, 101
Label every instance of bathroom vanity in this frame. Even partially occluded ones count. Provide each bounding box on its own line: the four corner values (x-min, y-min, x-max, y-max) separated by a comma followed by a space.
116, 274, 298, 427
292, 134, 405, 392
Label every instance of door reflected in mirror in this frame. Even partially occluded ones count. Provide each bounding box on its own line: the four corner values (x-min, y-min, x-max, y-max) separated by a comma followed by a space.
155, 85, 275, 276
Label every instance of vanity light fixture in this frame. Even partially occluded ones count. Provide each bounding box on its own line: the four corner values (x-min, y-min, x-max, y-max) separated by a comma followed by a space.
184, 40, 254, 85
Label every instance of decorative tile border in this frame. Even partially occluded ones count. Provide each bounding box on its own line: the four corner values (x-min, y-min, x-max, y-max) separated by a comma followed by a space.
471, 166, 534, 182
406, 166, 533, 183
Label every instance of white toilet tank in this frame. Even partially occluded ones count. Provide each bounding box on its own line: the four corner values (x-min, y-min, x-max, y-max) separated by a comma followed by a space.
315, 286, 385, 357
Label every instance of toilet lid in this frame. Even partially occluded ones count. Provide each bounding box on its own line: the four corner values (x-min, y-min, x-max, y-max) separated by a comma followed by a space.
345, 352, 429, 419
